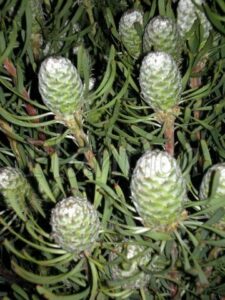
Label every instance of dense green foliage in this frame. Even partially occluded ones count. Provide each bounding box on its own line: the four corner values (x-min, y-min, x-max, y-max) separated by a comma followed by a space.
0, 0, 225, 299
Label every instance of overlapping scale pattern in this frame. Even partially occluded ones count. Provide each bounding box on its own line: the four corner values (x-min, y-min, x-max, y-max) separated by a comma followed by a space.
109, 242, 151, 289
51, 196, 100, 254
0, 167, 29, 200
139, 52, 182, 112
199, 163, 225, 202
38, 57, 83, 119
143, 16, 181, 62
130, 150, 186, 230
199, 163, 225, 226
119, 10, 143, 59
177, 0, 212, 48
0, 167, 29, 219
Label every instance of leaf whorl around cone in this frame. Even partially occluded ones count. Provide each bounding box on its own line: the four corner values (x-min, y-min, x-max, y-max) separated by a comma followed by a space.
38, 57, 84, 119
139, 52, 182, 112
109, 243, 151, 289
143, 16, 182, 62
51, 196, 100, 254
130, 150, 186, 231
177, 0, 212, 47
119, 9, 144, 59
199, 163, 225, 201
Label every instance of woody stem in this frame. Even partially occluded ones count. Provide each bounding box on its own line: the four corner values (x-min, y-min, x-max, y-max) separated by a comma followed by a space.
164, 116, 175, 157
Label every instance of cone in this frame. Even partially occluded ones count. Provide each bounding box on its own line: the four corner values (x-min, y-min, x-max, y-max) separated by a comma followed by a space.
177, 0, 212, 48
199, 163, 225, 212
200, 163, 225, 200
0, 167, 30, 220
119, 9, 144, 59
38, 57, 84, 120
130, 150, 186, 231
51, 196, 100, 255
139, 52, 182, 112
143, 16, 182, 62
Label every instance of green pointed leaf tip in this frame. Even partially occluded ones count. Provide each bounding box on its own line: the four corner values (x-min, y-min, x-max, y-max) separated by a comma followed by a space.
51, 196, 100, 254
130, 150, 187, 231
139, 51, 182, 111
143, 16, 182, 62
177, 0, 212, 46
38, 56, 84, 119
118, 9, 144, 59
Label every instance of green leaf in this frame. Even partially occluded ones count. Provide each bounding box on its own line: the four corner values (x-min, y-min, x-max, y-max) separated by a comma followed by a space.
36, 286, 90, 300
88, 258, 99, 300
43, 129, 70, 147
32, 164, 56, 203
51, 152, 66, 196
67, 167, 79, 196
200, 140, 212, 171
94, 149, 110, 208
110, 144, 129, 178
11, 259, 84, 285
0, 21, 18, 65
11, 284, 29, 300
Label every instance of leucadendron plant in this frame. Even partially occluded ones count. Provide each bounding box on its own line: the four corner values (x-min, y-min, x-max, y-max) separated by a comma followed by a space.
0, 1, 225, 299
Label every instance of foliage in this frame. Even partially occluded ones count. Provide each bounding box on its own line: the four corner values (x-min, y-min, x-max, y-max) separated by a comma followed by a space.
0, 0, 225, 299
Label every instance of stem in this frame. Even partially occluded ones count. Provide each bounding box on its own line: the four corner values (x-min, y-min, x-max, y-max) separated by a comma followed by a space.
190, 61, 205, 141
164, 116, 175, 157
65, 113, 95, 169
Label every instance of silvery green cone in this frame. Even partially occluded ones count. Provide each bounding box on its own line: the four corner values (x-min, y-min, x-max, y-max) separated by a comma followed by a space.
0, 167, 30, 220
130, 150, 186, 231
177, 0, 212, 48
51, 196, 100, 255
38, 57, 84, 120
119, 10, 143, 59
109, 243, 151, 289
199, 164, 225, 220
143, 16, 182, 62
139, 52, 182, 112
